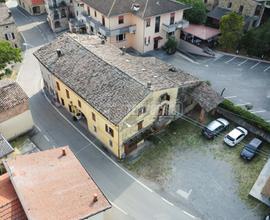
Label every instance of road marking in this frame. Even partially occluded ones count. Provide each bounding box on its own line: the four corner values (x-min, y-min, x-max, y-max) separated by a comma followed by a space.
36, 125, 41, 132
235, 103, 251, 106
43, 92, 154, 193
238, 59, 248, 66
176, 189, 192, 200
224, 96, 237, 99
161, 197, 175, 207
177, 52, 200, 65
43, 135, 50, 142
111, 202, 128, 215
249, 110, 266, 113
264, 66, 270, 72
250, 62, 260, 69
182, 210, 196, 219
225, 57, 236, 63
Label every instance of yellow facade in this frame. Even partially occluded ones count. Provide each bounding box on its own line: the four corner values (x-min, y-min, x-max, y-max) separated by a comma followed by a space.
54, 76, 120, 157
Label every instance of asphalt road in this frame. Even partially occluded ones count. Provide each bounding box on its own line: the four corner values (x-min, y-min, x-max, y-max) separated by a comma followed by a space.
150, 51, 270, 123
6, 1, 199, 219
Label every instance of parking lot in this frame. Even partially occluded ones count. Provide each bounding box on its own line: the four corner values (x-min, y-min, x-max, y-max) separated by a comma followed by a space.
148, 51, 270, 123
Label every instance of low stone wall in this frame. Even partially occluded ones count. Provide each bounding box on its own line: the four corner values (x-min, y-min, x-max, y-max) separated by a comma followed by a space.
217, 107, 270, 143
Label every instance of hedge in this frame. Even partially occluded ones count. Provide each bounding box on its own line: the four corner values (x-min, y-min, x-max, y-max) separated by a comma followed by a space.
219, 99, 270, 133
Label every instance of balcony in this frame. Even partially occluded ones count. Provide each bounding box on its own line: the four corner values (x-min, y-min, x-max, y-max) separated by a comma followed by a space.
48, 1, 67, 10
162, 19, 189, 33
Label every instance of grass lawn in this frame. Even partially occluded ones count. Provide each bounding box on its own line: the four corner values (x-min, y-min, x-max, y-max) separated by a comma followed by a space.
10, 134, 29, 156
124, 117, 270, 208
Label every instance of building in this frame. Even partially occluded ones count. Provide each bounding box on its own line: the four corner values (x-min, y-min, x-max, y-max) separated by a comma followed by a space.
207, 0, 270, 29
0, 80, 34, 140
0, 146, 111, 219
0, 3, 22, 48
34, 33, 223, 159
44, 0, 74, 32
0, 134, 14, 160
203, 0, 219, 10
69, 0, 190, 53
17, 0, 46, 15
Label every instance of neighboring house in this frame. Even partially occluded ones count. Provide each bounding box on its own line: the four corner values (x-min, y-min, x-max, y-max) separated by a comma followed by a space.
0, 80, 34, 140
17, 0, 46, 15
0, 3, 22, 48
44, 0, 74, 32
69, 0, 190, 53
208, 0, 270, 29
34, 34, 223, 159
0, 146, 111, 219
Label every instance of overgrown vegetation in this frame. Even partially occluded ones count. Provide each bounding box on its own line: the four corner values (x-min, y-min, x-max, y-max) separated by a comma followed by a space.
177, 0, 207, 24
164, 37, 178, 54
220, 99, 270, 134
0, 40, 22, 79
219, 12, 244, 51
240, 21, 270, 59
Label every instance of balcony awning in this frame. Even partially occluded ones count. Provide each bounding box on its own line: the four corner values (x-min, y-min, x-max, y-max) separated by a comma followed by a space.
182, 24, 220, 40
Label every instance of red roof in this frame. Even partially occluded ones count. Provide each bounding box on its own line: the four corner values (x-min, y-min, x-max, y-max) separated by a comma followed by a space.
31, 0, 44, 5
183, 24, 220, 40
4, 146, 111, 220
0, 173, 27, 220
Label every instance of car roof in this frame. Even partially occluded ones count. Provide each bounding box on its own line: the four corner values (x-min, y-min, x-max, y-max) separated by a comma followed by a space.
249, 138, 262, 147
228, 127, 246, 139
206, 120, 223, 131
216, 118, 229, 126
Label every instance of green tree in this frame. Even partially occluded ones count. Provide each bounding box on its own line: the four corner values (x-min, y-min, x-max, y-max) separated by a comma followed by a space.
178, 0, 207, 24
0, 40, 22, 79
164, 37, 178, 54
219, 12, 244, 51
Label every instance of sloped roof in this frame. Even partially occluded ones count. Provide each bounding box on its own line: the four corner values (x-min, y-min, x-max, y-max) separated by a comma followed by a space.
0, 3, 14, 26
190, 82, 224, 112
0, 134, 14, 159
207, 6, 231, 20
81, 0, 189, 18
4, 146, 111, 220
0, 173, 27, 220
0, 80, 28, 113
183, 24, 220, 40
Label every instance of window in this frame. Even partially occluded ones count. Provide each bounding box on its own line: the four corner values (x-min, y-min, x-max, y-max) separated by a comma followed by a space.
56, 81, 60, 90
155, 16, 160, 33
227, 2, 232, 8
92, 112, 96, 121
78, 100, 81, 108
109, 140, 113, 147
204, 0, 207, 3
87, 6, 90, 16
239, 5, 244, 14
138, 107, 146, 116
105, 124, 114, 137
66, 89, 70, 98
68, 104, 72, 112
93, 125, 97, 132
138, 121, 143, 131
116, 33, 126, 42
5, 34, 8, 40
148, 36, 150, 44
102, 16, 105, 26
61, 8, 66, 18
146, 18, 151, 27
61, 98, 65, 106
160, 93, 170, 102
94, 10, 97, 17
6, 25, 8, 28
170, 12, 175, 25
76, 11, 78, 16
118, 15, 124, 24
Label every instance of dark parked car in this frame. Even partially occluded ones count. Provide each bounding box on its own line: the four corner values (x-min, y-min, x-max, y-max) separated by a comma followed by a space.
202, 118, 229, 139
240, 138, 263, 160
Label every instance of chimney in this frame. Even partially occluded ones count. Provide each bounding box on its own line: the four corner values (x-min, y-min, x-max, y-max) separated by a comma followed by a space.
93, 193, 98, 203
131, 3, 140, 11
147, 81, 151, 89
56, 49, 62, 58
62, 148, 66, 156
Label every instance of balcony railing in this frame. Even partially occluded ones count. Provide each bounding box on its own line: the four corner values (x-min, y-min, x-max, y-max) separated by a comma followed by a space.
162, 19, 189, 33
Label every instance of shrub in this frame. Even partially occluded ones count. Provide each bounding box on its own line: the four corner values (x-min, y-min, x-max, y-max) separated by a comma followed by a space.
219, 99, 270, 133
164, 37, 177, 55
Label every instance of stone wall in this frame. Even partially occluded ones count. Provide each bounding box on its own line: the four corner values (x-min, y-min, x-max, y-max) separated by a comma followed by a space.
217, 107, 270, 143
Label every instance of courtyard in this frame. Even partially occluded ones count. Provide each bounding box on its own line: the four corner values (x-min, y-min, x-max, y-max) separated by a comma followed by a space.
124, 115, 270, 220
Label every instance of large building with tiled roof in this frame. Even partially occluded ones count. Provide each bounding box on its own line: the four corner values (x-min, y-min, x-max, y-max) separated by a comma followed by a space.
1, 146, 111, 220
0, 80, 34, 140
34, 33, 223, 158
17, 0, 45, 15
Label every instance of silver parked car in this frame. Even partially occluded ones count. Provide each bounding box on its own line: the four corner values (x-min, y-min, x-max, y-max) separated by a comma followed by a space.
202, 118, 230, 139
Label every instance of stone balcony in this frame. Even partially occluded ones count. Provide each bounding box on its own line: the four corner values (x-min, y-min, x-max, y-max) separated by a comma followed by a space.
162, 19, 189, 33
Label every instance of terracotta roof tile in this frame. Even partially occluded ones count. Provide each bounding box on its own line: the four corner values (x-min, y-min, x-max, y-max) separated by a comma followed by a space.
4, 146, 111, 220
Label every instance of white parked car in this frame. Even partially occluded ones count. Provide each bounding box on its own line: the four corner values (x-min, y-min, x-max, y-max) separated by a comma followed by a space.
224, 127, 248, 147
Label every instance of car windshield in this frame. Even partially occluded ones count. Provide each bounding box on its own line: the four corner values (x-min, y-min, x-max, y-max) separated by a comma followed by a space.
236, 127, 244, 134
226, 135, 235, 141
245, 144, 256, 152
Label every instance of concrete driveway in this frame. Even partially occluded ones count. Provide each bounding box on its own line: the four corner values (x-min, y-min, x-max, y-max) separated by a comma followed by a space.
147, 51, 270, 123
